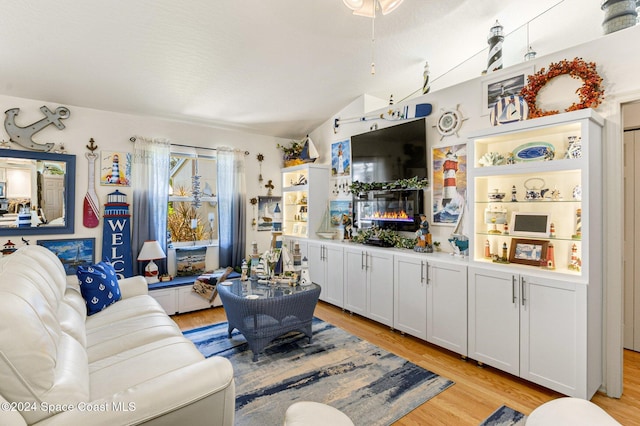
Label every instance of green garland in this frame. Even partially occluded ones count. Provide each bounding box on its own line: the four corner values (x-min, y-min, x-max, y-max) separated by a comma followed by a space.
349, 176, 428, 194
351, 226, 417, 249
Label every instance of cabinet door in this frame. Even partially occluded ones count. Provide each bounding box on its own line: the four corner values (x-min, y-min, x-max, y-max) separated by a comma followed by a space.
324, 245, 345, 308
520, 275, 583, 396
367, 251, 394, 327
393, 255, 427, 339
307, 242, 326, 297
344, 248, 367, 316
149, 288, 178, 315
468, 267, 520, 376
427, 262, 467, 356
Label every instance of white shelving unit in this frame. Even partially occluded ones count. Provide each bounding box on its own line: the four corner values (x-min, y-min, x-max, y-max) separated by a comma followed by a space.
466, 109, 604, 398
281, 164, 329, 239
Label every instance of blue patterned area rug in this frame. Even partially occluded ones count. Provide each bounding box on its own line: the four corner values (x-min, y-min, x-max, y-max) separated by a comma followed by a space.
479, 405, 527, 426
184, 318, 454, 426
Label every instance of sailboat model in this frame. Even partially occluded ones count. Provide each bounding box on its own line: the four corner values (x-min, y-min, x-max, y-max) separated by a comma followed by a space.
299, 135, 319, 163
316, 204, 337, 240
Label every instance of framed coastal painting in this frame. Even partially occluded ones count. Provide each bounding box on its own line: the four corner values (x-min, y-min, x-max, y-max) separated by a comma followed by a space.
331, 140, 351, 177
100, 151, 132, 186
37, 238, 96, 275
432, 144, 467, 225
481, 64, 534, 114
257, 196, 282, 231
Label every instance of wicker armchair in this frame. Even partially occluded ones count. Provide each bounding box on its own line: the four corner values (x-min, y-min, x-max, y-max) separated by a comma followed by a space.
218, 281, 321, 361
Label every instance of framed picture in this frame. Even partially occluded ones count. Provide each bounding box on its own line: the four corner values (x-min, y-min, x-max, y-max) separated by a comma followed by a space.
100, 151, 132, 186
37, 238, 96, 275
175, 246, 206, 277
481, 65, 535, 115
432, 143, 467, 225
509, 238, 548, 266
0, 182, 5, 198
331, 140, 351, 177
257, 196, 282, 231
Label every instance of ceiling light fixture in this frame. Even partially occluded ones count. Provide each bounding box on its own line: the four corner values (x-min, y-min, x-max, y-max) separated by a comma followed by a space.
343, 0, 404, 76
343, 0, 404, 17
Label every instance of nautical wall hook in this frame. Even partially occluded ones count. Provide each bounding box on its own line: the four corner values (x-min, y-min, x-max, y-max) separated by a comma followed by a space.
4, 105, 70, 152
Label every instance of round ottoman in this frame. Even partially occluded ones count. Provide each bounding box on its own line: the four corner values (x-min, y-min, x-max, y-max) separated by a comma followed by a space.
284, 401, 354, 426
526, 397, 620, 425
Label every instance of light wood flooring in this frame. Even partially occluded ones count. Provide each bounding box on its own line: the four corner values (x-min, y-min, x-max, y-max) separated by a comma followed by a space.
172, 301, 640, 425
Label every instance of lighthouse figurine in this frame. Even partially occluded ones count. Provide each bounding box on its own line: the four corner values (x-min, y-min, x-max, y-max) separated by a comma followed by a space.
441, 150, 459, 208
486, 20, 504, 73
299, 257, 311, 286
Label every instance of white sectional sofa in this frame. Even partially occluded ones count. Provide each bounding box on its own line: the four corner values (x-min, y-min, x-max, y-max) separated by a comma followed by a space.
0, 245, 235, 426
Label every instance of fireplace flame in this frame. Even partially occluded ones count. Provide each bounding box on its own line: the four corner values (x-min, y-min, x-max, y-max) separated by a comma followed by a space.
366, 210, 410, 220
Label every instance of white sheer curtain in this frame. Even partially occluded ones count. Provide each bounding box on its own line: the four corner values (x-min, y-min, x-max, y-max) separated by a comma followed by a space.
132, 136, 171, 275
217, 147, 246, 268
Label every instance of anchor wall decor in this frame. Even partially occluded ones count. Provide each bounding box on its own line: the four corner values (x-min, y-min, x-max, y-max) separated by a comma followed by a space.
4, 105, 71, 152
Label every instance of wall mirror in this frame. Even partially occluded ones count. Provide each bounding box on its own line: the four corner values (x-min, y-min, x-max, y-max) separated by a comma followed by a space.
0, 149, 75, 236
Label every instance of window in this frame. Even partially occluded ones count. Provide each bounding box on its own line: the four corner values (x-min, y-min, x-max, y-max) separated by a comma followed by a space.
167, 148, 217, 245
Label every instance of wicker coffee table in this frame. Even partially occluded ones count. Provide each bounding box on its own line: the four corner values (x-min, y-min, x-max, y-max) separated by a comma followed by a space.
217, 279, 321, 361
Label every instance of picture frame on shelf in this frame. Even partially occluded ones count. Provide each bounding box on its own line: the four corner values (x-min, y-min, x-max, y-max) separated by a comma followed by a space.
481, 64, 535, 115
508, 238, 548, 266
37, 238, 95, 275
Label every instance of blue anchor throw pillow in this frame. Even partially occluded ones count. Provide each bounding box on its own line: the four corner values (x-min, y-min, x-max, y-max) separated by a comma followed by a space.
76, 260, 122, 316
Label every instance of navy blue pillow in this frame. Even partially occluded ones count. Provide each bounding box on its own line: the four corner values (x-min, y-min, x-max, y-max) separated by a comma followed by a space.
76, 260, 122, 315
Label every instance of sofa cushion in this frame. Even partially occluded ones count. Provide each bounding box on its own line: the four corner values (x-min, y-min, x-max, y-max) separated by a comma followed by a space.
77, 261, 122, 315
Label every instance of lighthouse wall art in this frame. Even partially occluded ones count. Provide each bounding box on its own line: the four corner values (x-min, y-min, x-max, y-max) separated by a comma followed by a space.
100, 150, 132, 186
432, 144, 467, 225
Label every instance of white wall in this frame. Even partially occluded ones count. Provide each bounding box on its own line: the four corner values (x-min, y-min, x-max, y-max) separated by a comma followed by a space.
0, 94, 288, 266
310, 24, 640, 397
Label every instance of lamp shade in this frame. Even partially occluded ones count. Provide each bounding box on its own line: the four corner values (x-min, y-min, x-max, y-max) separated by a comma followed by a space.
137, 240, 166, 261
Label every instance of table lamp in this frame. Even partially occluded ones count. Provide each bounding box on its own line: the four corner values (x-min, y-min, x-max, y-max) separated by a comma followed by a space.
137, 240, 166, 284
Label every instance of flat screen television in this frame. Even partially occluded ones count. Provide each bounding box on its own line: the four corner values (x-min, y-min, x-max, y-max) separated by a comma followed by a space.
351, 118, 427, 184
350, 119, 427, 234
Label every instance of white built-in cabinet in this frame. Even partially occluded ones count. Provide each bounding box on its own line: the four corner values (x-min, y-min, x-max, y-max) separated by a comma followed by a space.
393, 254, 427, 339
466, 109, 603, 399
393, 252, 467, 355
344, 246, 394, 327
468, 266, 593, 397
308, 241, 344, 308
426, 261, 467, 356
150, 284, 221, 315
281, 164, 329, 239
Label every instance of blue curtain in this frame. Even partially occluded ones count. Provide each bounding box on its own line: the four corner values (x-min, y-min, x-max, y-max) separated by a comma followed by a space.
132, 137, 171, 275
217, 147, 246, 268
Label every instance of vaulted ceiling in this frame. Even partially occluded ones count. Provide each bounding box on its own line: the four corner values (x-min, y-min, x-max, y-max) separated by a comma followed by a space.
0, 0, 603, 139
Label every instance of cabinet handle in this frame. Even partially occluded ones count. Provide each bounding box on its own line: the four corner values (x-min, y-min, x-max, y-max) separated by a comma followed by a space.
365, 253, 369, 270
425, 262, 430, 284
361, 251, 365, 270
521, 277, 526, 306
512, 276, 517, 305
420, 261, 425, 283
